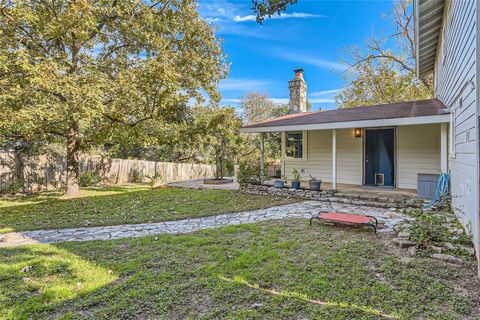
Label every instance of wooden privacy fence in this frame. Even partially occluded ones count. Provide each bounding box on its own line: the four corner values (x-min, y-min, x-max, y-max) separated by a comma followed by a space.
0, 152, 215, 193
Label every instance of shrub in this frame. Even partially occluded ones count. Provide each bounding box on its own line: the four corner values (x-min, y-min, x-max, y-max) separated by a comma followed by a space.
2, 178, 25, 195
79, 171, 101, 187
145, 172, 163, 189
129, 168, 143, 183
237, 160, 261, 185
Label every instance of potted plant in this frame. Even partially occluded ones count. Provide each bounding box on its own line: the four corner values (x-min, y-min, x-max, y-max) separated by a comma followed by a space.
291, 169, 301, 189
274, 176, 285, 188
309, 174, 322, 191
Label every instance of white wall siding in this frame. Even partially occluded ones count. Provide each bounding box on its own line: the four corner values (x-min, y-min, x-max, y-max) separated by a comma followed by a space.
397, 124, 441, 189
283, 126, 442, 189
284, 130, 332, 181
434, 0, 478, 247
336, 129, 362, 185
283, 129, 361, 186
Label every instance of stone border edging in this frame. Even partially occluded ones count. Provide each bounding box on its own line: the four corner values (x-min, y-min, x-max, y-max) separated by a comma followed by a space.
240, 184, 425, 209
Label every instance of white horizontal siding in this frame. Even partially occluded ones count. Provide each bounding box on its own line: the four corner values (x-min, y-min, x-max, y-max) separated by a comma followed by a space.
283, 129, 361, 185
397, 124, 441, 189
284, 130, 332, 181
284, 127, 442, 189
434, 0, 478, 249
336, 129, 362, 185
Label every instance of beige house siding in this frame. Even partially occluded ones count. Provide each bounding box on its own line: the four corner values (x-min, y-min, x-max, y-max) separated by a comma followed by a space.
397, 124, 442, 189
283, 130, 332, 181
282, 125, 442, 190
283, 129, 362, 184
336, 128, 363, 185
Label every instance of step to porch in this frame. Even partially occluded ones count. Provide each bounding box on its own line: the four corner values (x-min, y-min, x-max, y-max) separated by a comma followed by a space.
240, 184, 428, 210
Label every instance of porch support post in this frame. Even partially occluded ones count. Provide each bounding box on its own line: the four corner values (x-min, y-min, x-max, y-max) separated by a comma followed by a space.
440, 123, 448, 173
332, 129, 337, 190
260, 132, 265, 183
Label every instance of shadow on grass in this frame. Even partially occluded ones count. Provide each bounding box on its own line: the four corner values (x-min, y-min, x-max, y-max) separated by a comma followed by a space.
0, 184, 147, 207
2, 221, 478, 319
0, 186, 293, 233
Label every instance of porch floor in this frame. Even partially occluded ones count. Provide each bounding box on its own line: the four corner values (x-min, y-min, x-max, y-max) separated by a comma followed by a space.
287, 181, 418, 201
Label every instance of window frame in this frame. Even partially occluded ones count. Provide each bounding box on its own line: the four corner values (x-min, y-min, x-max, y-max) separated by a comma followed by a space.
283, 131, 307, 161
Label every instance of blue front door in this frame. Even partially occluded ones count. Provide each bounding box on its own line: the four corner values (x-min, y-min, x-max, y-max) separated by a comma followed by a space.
364, 128, 395, 187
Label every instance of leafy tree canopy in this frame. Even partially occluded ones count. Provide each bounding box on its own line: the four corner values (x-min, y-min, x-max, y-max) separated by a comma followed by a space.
252, 0, 297, 23
0, 0, 227, 196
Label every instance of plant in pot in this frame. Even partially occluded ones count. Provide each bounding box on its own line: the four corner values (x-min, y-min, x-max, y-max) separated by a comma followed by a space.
309, 174, 322, 191
291, 169, 301, 189
274, 176, 285, 188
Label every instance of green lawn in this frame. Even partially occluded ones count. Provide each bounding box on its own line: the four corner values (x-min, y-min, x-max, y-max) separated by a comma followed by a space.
0, 185, 294, 233
1, 220, 479, 319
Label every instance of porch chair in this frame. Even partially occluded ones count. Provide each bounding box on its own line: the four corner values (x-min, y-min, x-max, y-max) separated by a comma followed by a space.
309, 211, 378, 234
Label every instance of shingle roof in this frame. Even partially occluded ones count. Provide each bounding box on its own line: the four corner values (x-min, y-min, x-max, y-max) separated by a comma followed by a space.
243, 98, 448, 129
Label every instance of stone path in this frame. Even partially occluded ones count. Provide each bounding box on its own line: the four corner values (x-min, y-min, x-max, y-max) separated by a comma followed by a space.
0, 201, 410, 248
167, 178, 239, 190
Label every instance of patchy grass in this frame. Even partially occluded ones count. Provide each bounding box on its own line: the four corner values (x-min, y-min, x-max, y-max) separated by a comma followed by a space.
1, 220, 479, 319
0, 185, 294, 232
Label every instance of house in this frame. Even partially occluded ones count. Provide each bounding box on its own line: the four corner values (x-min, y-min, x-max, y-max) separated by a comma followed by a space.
241, 1, 480, 273
415, 0, 479, 271
242, 69, 449, 194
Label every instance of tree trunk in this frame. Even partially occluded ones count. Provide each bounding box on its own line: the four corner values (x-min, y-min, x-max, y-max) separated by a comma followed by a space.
219, 156, 223, 180
215, 157, 220, 180
64, 122, 81, 197
14, 149, 25, 192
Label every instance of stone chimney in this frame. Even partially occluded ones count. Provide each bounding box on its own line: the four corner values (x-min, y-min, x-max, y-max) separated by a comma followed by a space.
288, 68, 307, 113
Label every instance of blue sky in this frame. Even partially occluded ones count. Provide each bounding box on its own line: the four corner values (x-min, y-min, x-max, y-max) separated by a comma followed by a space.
197, 0, 396, 111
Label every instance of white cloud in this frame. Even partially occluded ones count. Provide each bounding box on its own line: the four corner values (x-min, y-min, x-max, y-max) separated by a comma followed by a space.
219, 78, 271, 91
234, 12, 324, 22
310, 88, 343, 96
269, 98, 290, 104
274, 51, 347, 72
308, 98, 336, 103
222, 98, 242, 103
205, 17, 220, 23
233, 15, 256, 22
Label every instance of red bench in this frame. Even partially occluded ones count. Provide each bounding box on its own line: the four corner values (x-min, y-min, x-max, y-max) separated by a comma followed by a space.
309, 211, 378, 233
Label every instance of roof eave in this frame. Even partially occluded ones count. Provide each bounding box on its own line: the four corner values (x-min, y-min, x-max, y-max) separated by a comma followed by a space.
414, 0, 445, 79
240, 114, 451, 133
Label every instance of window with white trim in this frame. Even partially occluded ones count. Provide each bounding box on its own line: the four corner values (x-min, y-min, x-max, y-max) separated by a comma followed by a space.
286, 132, 303, 158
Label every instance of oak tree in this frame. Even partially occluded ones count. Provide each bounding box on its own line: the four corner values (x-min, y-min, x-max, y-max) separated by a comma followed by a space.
0, 0, 227, 196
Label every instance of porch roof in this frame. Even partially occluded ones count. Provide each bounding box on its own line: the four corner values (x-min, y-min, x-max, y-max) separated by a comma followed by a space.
241, 98, 449, 133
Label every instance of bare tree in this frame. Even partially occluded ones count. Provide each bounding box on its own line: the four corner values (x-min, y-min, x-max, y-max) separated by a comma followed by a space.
336, 0, 433, 108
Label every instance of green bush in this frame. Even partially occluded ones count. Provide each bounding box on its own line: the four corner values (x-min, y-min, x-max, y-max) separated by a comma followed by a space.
79, 171, 101, 187
237, 160, 261, 185
2, 179, 25, 195
129, 168, 143, 183
145, 172, 162, 189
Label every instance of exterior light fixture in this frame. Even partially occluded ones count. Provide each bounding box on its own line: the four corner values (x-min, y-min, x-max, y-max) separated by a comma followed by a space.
354, 128, 362, 138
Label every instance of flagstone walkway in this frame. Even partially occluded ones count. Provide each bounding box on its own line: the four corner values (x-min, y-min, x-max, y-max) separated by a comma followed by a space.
0, 201, 410, 248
